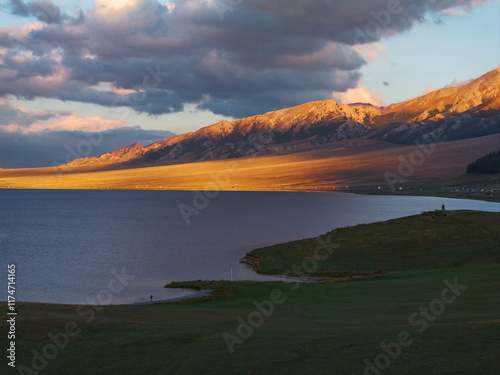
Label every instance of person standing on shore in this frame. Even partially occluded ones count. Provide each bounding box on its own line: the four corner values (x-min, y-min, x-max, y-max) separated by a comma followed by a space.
150, 295, 153, 302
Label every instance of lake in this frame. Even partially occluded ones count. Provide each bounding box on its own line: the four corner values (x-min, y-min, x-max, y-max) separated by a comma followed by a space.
1, 189, 498, 305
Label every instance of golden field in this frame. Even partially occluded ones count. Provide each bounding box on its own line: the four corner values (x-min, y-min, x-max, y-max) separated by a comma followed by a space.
1, 134, 499, 191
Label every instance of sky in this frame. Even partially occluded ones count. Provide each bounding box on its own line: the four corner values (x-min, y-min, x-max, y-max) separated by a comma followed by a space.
0, 0, 499, 168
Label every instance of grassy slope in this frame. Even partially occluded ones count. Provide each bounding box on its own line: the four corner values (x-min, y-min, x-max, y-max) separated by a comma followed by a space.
1, 135, 499, 193
2, 211, 499, 375
246, 210, 500, 275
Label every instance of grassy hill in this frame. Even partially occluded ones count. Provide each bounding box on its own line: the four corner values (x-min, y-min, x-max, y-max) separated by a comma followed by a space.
244, 210, 500, 276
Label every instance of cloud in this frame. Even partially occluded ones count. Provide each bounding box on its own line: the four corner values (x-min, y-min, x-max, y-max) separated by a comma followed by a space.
3, 115, 125, 134
443, 8, 468, 16
408, 75, 475, 101
94, 0, 141, 13
8, 0, 85, 24
423, 86, 437, 95
0, 98, 124, 134
0, 127, 175, 169
10, 0, 63, 24
0, 97, 70, 125
0, 98, 174, 168
445, 77, 475, 88
332, 86, 385, 106
443, 0, 487, 16
0, 0, 488, 118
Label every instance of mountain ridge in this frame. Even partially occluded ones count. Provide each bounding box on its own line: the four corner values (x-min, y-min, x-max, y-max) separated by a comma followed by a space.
65, 67, 500, 168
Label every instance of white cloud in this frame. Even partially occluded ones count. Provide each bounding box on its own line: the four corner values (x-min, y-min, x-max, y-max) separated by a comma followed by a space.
444, 8, 467, 16
423, 86, 436, 94
352, 42, 387, 62
445, 78, 474, 88
407, 75, 474, 101
94, 0, 140, 13
0, 98, 124, 134
444, 0, 487, 16
332, 86, 385, 106
2, 115, 124, 134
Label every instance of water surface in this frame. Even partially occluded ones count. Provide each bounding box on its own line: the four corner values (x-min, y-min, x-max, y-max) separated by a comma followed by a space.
1, 190, 498, 304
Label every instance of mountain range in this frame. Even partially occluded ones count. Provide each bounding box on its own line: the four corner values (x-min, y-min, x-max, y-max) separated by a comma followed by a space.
1, 67, 499, 193
66, 67, 500, 168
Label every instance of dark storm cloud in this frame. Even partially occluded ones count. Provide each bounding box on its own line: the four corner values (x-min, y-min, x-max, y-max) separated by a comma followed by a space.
10, 0, 64, 24
0, 127, 175, 169
1, 0, 486, 118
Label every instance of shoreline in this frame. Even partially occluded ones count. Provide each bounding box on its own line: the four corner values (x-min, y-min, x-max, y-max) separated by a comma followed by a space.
119, 289, 213, 305
0, 186, 498, 202
0, 289, 214, 307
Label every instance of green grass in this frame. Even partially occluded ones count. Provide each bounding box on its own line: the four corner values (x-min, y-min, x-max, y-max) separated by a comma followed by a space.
2, 210, 499, 375
245, 210, 500, 276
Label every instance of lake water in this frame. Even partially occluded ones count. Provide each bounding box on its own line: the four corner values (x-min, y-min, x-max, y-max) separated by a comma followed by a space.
1, 189, 498, 305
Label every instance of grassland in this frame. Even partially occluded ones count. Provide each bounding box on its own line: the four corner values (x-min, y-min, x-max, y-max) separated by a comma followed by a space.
244, 210, 500, 276
1, 135, 499, 196
2, 210, 499, 375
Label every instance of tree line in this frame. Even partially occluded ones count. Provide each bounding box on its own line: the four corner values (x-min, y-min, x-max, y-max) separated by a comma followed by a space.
466, 150, 500, 174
